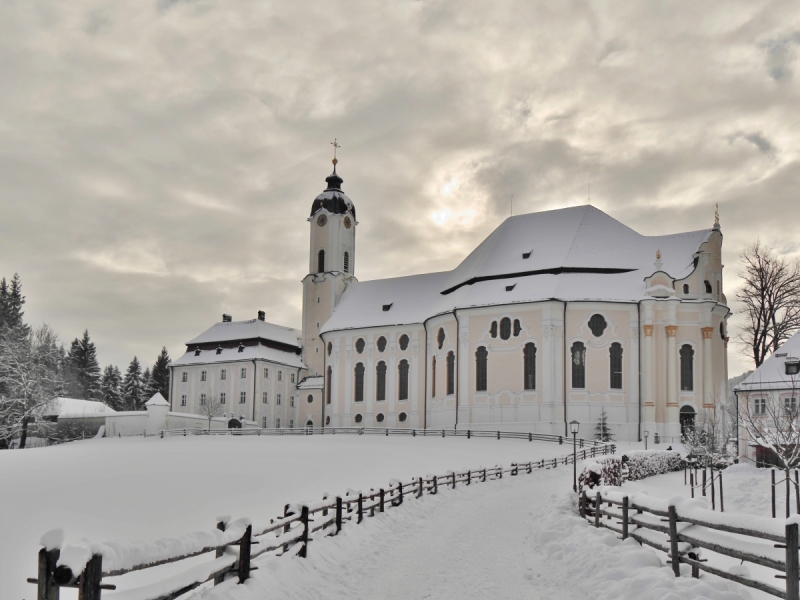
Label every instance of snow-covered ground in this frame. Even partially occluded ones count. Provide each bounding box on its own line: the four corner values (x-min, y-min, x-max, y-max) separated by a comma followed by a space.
2, 436, 757, 600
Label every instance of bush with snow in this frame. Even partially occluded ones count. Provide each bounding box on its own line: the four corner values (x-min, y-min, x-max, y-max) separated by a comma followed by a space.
579, 450, 682, 492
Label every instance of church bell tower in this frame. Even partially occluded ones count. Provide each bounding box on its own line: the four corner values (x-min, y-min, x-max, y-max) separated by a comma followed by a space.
301, 152, 357, 376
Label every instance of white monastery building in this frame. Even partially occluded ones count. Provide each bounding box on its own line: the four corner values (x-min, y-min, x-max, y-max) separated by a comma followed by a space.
171, 159, 730, 441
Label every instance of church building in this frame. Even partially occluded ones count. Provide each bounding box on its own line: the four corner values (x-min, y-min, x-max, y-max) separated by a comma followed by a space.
170, 158, 730, 441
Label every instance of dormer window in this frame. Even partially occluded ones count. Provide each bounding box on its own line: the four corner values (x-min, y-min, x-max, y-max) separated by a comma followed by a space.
522, 251, 532, 259
506, 284, 516, 291
787, 360, 800, 376
194, 349, 201, 356
238, 343, 245, 353
216, 346, 223, 355
382, 303, 393, 311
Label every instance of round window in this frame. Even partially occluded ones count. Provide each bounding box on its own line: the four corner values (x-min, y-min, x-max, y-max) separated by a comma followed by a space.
307, 394, 313, 404
354, 414, 363, 424
588, 314, 607, 337
317, 214, 328, 227
398, 412, 407, 422
399, 334, 409, 351
355, 338, 365, 353
377, 336, 387, 352
376, 413, 385, 423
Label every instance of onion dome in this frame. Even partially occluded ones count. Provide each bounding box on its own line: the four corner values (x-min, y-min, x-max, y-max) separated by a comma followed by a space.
310, 159, 356, 218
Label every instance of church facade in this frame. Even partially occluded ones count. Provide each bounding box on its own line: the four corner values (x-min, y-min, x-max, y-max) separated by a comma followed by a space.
171, 160, 730, 441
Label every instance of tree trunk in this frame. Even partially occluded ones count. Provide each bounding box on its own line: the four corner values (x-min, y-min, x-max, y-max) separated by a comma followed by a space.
19, 415, 29, 449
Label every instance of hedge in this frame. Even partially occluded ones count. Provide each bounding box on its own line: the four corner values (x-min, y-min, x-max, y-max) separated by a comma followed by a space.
578, 450, 683, 492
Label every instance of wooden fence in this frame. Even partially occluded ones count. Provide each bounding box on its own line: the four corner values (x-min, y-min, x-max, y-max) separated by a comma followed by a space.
582, 487, 799, 600
157, 425, 607, 447
27, 443, 614, 600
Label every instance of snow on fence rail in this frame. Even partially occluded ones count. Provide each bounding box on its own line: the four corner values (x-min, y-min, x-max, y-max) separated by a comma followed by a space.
157, 425, 606, 446
581, 487, 800, 600
27, 443, 615, 600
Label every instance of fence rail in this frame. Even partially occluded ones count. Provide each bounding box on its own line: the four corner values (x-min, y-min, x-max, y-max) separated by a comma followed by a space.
27, 443, 615, 600
581, 487, 799, 600
157, 425, 608, 447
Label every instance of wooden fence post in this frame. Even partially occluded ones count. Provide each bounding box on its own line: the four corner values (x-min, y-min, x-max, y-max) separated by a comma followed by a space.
497, 430, 500, 440
786, 522, 799, 600
432, 476, 438, 495
702, 468, 707, 497
467, 429, 471, 439
379, 489, 385, 512
690, 471, 694, 498
442, 428, 445, 438
621, 496, 629, 540
668, 505, 681, 578
298, 507, 309, 558
37, 547, 60, 600
773, 469, 777, 518
417, 477, 423, 498
710, 465, 716, 510
79, 554, 103, 600
467, 470, 471, 485
397, 482, 404, 505
451, 473, 456, 489
719, 472, 724, 513
238, 525, 252, 582
282, 505, 294, 553
579, 491, 586, 518
214, 521, 226, 585
483, 468, 487, 482
357, 493, 363, 523
335, 497, 343, 533
594, 492, 601, 528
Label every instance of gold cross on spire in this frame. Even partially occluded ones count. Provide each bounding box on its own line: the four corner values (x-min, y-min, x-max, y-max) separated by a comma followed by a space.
331, 138, 341, 166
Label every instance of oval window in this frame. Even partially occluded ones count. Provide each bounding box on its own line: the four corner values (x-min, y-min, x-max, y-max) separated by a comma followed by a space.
325, 415, 331, 425
399, 334, 409, 350
437, 328, 445, 349
398, 412, 407, 422
355, 338, 365, 353
377, 336, 387, 352
354, 414, 363, 424
500, 317, 511, 340
588, 314, 607, 337
307, 394, 313, 404
327, 341, 332, 356
376, 413, 385, 423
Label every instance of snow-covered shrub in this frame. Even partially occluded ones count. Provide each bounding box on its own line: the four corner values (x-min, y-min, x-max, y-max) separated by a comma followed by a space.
578, 450, 681, 492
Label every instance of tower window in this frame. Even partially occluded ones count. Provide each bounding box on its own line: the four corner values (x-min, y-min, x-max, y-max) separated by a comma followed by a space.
571, 342, 586, 389
680, 344, 694, 391
431, 356, 436, 397
475, 347, 488, 392
588, 314, 607, 337
446, 351, 455, 395
377, 336, 387, 352
610, 343, 623, 389
307, 394, 313, 404
355, 338, 365, 353
704, 280, 712, 294
500, 317, 511, 340
523, 342, 536, 390
354, 363, 365, 402
344, 251, 350, 273
398, 359, 409, 400
318, 250, 325, 273
683, 284, 689, 294
437, 328, 445, 349
326, 366, 332, 404
399, 334, 409, 351
376, 361, 387, 401
327, 341, 332, 356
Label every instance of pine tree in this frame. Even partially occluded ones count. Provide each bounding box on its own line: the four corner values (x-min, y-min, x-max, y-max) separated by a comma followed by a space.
65, 330, 102, 400
0, 273, 30, 336
142, 367, 153, 399
122, 357, 145, 411
149, 347, 171, 399
100, 365, 125, 411
595, 408, 614, 442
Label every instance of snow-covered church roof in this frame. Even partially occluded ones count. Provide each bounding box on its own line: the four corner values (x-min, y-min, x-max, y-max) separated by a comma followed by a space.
735, 332, 800, 393
187, 318, 302, 350
321, 205, 714, 334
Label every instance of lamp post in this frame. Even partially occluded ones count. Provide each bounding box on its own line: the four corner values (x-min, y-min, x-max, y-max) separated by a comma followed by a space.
570, 420, 580, 492
644, 430, 649, 451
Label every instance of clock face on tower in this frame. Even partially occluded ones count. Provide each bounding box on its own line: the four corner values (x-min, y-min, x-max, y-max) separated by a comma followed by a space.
343, 216, 352, 229
317, 214, 327, 227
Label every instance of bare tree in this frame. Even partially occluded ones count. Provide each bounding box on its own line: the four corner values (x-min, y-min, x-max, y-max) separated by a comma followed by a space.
683, 408, 733, 466
198, 396, 225, 431
736, 241, 800, 367
0, 325, 64, 448
736, 372, 800, 512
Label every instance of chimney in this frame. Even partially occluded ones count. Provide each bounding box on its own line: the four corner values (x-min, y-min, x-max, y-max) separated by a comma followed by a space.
222, 314, 232, 323
257, 310, 266, 321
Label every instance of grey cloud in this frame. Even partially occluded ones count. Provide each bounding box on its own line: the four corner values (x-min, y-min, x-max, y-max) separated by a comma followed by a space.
762, 31, 800, 80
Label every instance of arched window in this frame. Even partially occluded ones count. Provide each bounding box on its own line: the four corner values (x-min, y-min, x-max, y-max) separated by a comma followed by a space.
398, 359, 409, 400
719, 323, 725, 339
680, 344, 694, 391
377, 336, 387, 352
523, 343, 536, 390
327, 341, 332, 356
437, 328, 445, 349
571, 342, 586, 389
588, 314, 607, 337
680, 405, 696, 435
355, 338, 365, 353
399, 334, 409, 351
354, 363, 365, 402
326, 366, 332, 405
317, 249, 325, 273
609, 343, 623, 389
476, 346, 488, 391
683, 284, 689, 294
446, 351, 455, 395
500, 317, 511, 340
490, 321, 497, 338
513, 319, 522, 337
376, 361, 387, 401
343, 251, 350, 273
431, 356, 436, 397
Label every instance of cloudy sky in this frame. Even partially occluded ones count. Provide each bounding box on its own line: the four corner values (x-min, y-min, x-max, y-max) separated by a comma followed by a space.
1, 0, 798, 377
